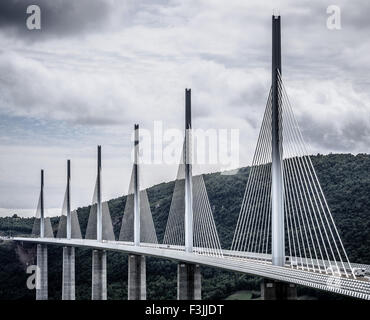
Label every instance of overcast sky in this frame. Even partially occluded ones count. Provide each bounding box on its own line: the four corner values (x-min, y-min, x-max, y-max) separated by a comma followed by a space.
0, 0, 369, 217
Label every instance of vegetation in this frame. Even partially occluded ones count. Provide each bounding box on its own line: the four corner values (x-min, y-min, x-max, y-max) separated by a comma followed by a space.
225, 290, 255, 300
0, 153, 369, 300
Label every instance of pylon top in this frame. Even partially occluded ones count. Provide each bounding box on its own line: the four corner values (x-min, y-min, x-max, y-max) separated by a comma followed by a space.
273, 8, 280, 18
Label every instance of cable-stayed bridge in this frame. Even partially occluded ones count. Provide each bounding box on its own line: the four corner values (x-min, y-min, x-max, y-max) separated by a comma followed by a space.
1, 15, 370, 300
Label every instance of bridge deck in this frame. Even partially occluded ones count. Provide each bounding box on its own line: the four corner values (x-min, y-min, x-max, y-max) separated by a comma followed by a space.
3, 236, 370, 300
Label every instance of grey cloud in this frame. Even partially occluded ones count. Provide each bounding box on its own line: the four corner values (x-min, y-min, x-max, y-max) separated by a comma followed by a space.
0, 0, 112, 39
0, 0, 370, 211
342, 0, 370, 29
0, 0, 175, 41
0, 52, 133, 126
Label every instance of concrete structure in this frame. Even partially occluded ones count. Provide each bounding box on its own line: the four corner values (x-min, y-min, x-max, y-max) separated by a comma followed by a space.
129, 124, 147, 300
134, 124, 140, 247
66, 160, 71, 240
10, 236, 370, 300
36, 170, 48, 300
62, 246, 75, 300
92, 249, 107, 300
184, 89, 193, 254
40, 170, 45, 238
91, 146, 107, 300
261, 279, 297, 300
62, 160, 76, 300
128, 254, 146, 300
269, 14, 297, 300
177, 263, 201, 300
177, 89, 201, 300
271, 14, 284, 268
36, 244, 48, 300
97, 146, 102, 242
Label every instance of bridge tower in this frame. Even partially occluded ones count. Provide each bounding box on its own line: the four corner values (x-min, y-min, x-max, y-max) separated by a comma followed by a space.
184, 89, 193, 254
133, 124, 141, 247
177, 88, 201, 300
262, 13, 297, 300
128, 124, 147, 300
67, 160, 71, 240
40, 170, 44, 238
62, 160, 76, 300
271, 13, 284, 268
36, 169, 48, 300
92, 145, 107, 300
97, 146, 102, 242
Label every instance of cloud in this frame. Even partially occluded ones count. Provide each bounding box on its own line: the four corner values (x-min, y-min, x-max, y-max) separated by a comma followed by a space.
286, 79, 370, 153
0, 0, 114, 40
0, 0, 178, 41
0, 0, 369, 213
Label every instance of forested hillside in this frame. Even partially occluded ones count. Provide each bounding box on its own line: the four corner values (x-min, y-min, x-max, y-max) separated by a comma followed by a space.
0, 153, 369, 300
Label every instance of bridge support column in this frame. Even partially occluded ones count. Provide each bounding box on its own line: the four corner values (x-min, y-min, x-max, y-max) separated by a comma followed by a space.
177, 263, 201, 300
36, 244, 48, 300
62, 246, 75, 300
92, 249, 107, 300
261, 279, 297, 300
128, 254, 146, 300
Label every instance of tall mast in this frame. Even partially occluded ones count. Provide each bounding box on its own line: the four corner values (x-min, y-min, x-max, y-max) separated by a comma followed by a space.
97, 146, 102, 242
133, 124, 140, 246
184, 88, 193, 253
271, 14, 284, 266
40, 169, 45, 238
66, 160, 71, 239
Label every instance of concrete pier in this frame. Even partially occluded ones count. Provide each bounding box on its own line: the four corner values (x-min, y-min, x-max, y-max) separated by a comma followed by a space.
128, 254, 146, 300
177, 262, 201, 300
62, 246, 75, 300
92, 249, 107, 300
36, 244, 48, 300
261, 279, 297, 300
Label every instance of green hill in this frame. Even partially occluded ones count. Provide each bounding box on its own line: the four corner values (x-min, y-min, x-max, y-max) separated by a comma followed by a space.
0, 153, 369, 300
